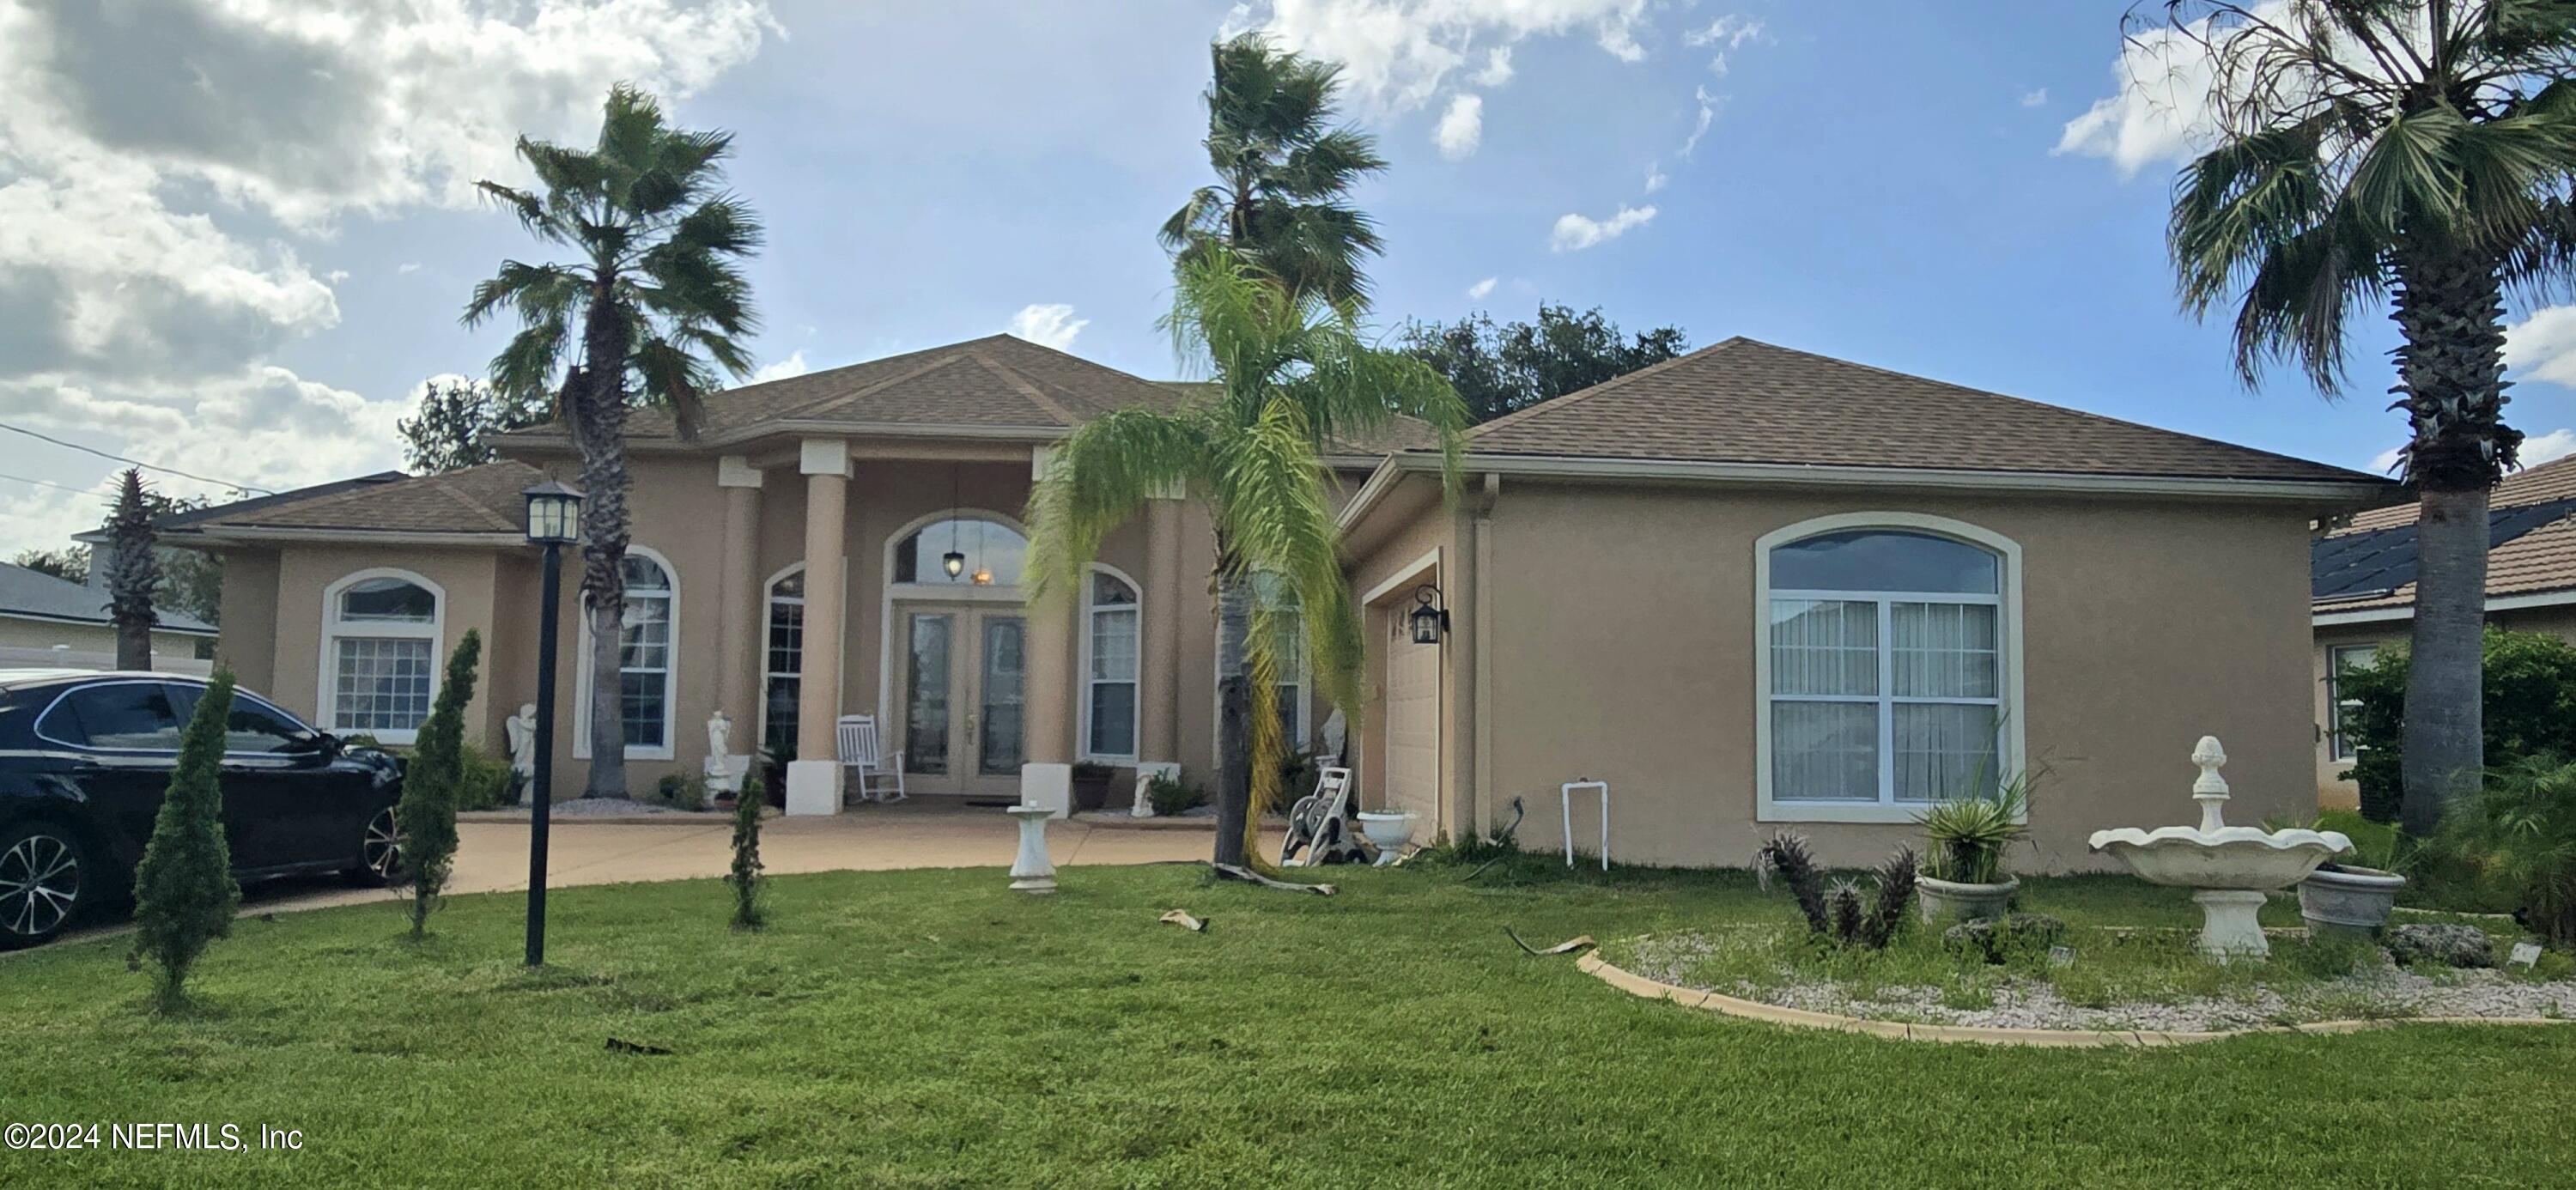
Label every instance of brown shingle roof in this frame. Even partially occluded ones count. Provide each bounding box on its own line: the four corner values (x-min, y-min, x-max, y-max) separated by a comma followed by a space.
1457, 337, 2374, 483
1149, 381, 1439, 457
196, 461, 541, 535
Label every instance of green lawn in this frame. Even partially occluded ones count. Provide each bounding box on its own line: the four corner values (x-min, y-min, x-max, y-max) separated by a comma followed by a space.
1, 858, 2570, 1187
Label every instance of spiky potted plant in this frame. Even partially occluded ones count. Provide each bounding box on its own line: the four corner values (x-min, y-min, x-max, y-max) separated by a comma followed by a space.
1916, 776, 2029, 923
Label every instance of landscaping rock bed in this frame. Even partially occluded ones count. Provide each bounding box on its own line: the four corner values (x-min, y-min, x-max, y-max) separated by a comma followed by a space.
465, 798, 730, 819
1617, 930, 2576, 1034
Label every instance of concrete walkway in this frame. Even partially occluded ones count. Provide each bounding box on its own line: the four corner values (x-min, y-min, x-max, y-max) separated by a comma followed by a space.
33, 804, 1276, 950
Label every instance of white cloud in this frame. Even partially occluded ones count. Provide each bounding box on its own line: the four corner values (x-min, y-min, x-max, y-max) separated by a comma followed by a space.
751, 349, 810, 383
1680, 85, 1722, 157
1244, 0, 1650, 114
1643, 162, 1668, 193
1434, 94, 1483, 158
1684, 14, 1765, 75
1008, 303, 1088, 351
2522, 428, 2576, 467
2508, 305, 2576, 388
0, 0, 780, 556
397, 261, 422, 275
1550, 204, 1656, 252
2368, 444, 2405, 475
2020, 88, 2049, 108
2055, 1, 2321, 178
1466, 276, 1498, 300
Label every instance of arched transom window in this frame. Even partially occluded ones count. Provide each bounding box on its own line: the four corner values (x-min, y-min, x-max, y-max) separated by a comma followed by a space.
894, 517, 1027, 587
321, 571, 442, 744
1763, 525, 2014, 817
1083, 568, 1139, 761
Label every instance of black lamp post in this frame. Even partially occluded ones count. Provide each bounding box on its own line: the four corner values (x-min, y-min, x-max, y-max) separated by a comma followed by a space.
520, 478, 582, 967
1408, 583, 1449, 646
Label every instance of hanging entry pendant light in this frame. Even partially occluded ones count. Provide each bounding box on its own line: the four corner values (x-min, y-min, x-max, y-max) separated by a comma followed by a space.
943, 465, 967, 580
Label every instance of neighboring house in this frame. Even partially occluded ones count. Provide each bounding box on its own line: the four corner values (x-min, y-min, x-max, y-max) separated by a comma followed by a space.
169, 333, 2388, 871
0, 562, 216, 673
2309, 454, 2576, 806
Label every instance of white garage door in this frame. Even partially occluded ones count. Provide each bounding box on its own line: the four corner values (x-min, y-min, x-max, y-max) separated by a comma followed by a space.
1382, 642, 1442, 832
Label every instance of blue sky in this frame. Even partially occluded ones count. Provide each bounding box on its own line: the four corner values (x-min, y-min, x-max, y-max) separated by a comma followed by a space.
7, 0, 2576, 556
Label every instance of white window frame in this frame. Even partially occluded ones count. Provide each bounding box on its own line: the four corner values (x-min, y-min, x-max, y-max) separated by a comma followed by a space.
317, 568, 445, 746
760, 562, 806, 757
1078, 562, 1142, 762
2327, 643, 2377, 762
575, 545, 679, 762
1753, 513, 2025, 824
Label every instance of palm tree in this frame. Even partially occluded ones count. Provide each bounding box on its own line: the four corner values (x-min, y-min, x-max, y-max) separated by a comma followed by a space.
463, 84, 762, 797
104, 468, 158, 671
1026, 249, 1466, 865
1160, 33, 1390, 311
2155, 0, 2576, 834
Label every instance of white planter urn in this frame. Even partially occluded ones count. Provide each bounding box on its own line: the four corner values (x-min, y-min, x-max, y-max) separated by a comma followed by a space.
1357, 811, 1415, 866
1006, 804, 1057, 895
1917, 876, 2019, 923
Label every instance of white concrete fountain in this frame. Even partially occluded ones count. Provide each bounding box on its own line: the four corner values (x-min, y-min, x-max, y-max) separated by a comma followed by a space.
2087, 736, 2351, 961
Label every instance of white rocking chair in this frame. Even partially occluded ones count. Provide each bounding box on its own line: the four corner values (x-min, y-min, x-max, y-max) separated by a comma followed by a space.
835, 714, 907, 804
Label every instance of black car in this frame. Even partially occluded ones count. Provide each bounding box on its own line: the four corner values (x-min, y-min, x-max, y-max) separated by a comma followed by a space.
0, 669, 407, 948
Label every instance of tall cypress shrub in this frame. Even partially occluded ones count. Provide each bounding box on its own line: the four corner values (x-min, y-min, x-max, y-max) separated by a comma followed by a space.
132, 669, 241, 1011
728, 771, 766, 930
398, 630, 480, 937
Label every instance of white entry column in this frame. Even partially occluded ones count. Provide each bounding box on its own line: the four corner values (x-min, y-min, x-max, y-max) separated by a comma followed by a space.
786, 438, 850, 815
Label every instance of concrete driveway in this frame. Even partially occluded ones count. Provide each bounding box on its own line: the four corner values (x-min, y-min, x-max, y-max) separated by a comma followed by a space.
33, 804, 1270, 949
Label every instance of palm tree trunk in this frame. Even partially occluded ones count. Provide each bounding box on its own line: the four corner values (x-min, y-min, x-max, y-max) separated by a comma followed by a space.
570, 282, 636, 798
1212, 545, 1254, 867
2389, 245, 2512, 835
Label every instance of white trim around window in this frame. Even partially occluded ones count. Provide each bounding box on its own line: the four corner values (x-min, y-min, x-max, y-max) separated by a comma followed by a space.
760, 562, 806, 758
574, 545, 680, 762
1078, 562, 1142, 763
1207, 578, 1311, 771
316, 568, 445, 746
2326, 643, 2377, 763
1753, 512, 2026, 824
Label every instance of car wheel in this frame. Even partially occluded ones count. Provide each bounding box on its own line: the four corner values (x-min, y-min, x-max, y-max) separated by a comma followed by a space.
347, 807, 405, 887
0, 822, 89, 949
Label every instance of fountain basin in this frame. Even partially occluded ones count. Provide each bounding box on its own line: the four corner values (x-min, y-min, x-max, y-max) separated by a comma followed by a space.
2085, 826, 2349, 891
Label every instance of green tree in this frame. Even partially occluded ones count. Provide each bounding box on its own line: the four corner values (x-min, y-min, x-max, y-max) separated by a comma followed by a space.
131, 669, 242, 1011
9, 548, 86, 584
1399, 304, 1690, 422
1160, 33, 1389, 311
728, 771, 766, 929
103, 468, 159, 671
1027, 249, 1466, 866
2153, 0, 2576, 833
2337, 627, 2576, 822
464, 83, 762, 798
398, 630, 481, 937
398, 377, 553, 474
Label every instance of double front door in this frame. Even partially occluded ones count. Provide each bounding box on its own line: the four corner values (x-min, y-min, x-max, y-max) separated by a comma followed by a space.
893, 604, 1025, 797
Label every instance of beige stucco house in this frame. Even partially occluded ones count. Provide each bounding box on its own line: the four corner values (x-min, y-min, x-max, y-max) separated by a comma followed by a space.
2310, 455, 2576, 806
166, 333, 2389, 871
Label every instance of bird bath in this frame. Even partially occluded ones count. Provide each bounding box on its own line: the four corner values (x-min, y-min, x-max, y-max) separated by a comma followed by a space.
2087, 737, 2350, 961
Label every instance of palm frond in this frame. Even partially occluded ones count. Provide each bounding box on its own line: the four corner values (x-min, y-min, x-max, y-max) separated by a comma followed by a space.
1023, 408, 1212, 604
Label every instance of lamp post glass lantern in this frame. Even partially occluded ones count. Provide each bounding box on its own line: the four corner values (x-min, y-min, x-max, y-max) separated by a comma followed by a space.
1409, 584, 1449, 646
519, 478, 581, 966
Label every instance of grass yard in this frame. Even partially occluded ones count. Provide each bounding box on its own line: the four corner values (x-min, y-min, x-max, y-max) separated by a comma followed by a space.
1, 857, 2570, 1187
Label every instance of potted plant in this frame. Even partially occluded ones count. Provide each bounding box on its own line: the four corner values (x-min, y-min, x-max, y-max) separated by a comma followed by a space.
1070, 762, 1118, 812
1917, 776, 2030, 922
2294, 809, 2410, 938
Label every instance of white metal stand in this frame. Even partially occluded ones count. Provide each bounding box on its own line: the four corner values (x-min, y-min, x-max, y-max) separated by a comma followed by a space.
1006, 804, 1057, 895
1561, 780, 1608, 870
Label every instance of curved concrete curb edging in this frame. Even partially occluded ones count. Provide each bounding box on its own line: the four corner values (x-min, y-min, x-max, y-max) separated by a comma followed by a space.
1577, 950, 2572, 1047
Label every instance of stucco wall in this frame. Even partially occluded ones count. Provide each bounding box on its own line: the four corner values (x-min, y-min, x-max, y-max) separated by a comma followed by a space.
264, 546, 508, 751
2312, 603, 2576, 807
216, 548, 280, 690
1465, 483, 2318, 872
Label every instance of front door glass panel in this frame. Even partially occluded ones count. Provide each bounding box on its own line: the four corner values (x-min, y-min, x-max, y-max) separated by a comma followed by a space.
906, 614, 953, 775
978, 616, 1025, 776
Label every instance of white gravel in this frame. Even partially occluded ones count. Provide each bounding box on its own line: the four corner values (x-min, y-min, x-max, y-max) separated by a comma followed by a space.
1619, 931, 2576, 1033
477, 798, 726, 818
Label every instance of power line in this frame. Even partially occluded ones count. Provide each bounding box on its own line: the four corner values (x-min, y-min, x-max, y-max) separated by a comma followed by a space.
0, 422, 274, 495
0, 471, 112, 497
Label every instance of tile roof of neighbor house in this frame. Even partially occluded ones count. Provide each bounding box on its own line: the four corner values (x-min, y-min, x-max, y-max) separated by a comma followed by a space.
2312, 454, 2576, 611
183, 461, 543, 537
1454, 337, 2379, 483
0, 562, 215, 634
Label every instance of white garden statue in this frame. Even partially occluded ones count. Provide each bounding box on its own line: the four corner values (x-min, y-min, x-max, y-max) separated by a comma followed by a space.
703, 710, 744, 795
504, 703, 538, 804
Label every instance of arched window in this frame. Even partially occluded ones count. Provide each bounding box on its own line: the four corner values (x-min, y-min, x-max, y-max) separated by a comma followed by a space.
578, 550, 678, 759
1082, 568, 1139, 761
319, 570, 442, 744
1759, 517, 2020, 821
892, 517, 1027, 587
762, 567, 805, 757
1212, 574, 1309, 760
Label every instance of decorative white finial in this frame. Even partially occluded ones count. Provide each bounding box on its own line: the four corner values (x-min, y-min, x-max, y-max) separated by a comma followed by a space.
2190, 735, 2230, 832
